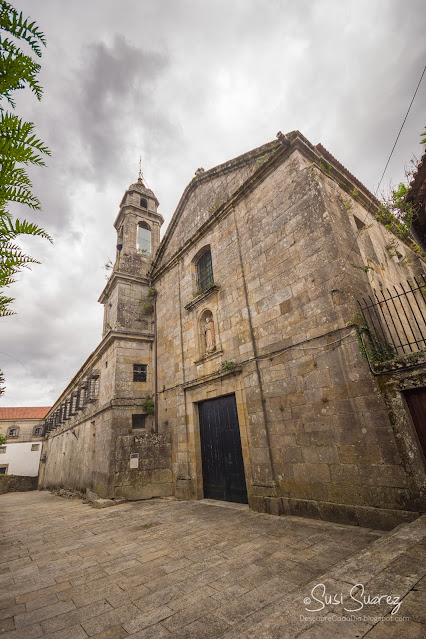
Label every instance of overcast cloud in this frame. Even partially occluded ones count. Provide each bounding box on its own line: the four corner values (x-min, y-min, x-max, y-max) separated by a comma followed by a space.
0, 0, 425, 406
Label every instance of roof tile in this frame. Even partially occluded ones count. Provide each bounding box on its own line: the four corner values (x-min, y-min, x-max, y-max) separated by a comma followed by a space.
0, 407, 51, 420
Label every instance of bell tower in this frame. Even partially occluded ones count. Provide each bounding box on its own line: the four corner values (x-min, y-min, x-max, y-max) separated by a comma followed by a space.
114, 165, 163, 277
99, 167, 164, 335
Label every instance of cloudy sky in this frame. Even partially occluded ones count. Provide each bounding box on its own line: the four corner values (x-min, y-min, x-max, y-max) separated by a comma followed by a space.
0, 0, 425, 406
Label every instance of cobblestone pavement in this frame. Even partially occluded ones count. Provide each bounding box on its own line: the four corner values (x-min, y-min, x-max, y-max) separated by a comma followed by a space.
0, 492, 425, 639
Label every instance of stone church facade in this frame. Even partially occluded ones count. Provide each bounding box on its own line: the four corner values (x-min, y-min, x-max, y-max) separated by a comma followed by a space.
40, 131, 426, 529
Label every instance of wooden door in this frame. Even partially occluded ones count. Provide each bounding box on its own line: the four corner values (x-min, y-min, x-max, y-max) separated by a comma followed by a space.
198, 394, 248, 503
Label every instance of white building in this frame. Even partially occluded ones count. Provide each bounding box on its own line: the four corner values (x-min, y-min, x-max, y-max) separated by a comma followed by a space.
0, 407, 50, 477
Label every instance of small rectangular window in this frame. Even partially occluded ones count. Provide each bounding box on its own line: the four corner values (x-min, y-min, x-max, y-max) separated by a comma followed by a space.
0, 466, 7, 475
8, 428, 18, 438
31, 444, 40, 451
0, 447, 6, 454
132, 414, 146, 429
34, 427, 43, 436
133, 364, 147, 382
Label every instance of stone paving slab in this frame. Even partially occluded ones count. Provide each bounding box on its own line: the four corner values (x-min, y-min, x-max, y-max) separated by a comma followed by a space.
0, 491, 424, 638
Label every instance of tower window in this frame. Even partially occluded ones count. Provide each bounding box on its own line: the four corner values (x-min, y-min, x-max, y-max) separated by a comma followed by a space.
196, 249, 214, 293
133, 364, 147, 382
137, 222, 151, 255
140, 197, 148, 209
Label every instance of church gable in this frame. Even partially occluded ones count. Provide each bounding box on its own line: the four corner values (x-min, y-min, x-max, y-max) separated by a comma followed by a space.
152, 140, 280, 271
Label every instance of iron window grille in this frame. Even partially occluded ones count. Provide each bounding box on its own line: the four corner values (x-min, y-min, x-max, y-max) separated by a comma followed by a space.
88, 375, 100, 400
357, 275, 426, 361
196, 250, 214, 293
7, 427, 18, 438
132, 414, 146, 429
133, 364, 147, 382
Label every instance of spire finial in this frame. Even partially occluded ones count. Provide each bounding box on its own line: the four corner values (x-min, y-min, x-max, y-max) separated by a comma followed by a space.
138, 156, 144, 183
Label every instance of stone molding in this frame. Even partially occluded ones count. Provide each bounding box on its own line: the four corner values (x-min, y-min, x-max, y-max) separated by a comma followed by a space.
184, 284, 220, 311
182, 366, 242, 390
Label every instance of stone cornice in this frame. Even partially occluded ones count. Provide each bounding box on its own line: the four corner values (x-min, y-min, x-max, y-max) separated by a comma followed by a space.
98, 270, 150, 303
182, 366, 242, 390
184, 284, 220, 311
114, 204, 164, 231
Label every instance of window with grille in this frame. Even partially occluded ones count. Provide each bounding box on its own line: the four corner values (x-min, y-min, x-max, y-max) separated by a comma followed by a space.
132, 414, 146, 429
89, 376, 99, 399
133, 364, 147, 382
7, 427, 18, 438
34, 427, 43, 436
137, 221, 151, 255
196, 250, 214, 293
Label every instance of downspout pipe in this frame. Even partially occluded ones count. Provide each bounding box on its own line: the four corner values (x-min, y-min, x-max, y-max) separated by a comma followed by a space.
153, 289, 158, 433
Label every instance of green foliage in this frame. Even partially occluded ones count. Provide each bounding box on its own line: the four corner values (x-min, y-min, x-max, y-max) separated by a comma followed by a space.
375, 182, 415, 242
220, 360, 237, 371
0, 1, 51, 318
421, 126, 426, 146
349, 261, 374, 274
140, 287, 157, 315
142, 394, 155, 415
342, 198, 352, 212
350, 312, 395, 363
376, 176, 425, 260
0, 1, 46, 106
317, 161, 332, 176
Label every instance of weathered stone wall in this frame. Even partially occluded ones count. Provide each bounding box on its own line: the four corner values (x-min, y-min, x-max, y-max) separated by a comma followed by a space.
153, 144, 426, 528
41, 335, 161, 499
0, 475, 38, 494
114, 432, 172, 500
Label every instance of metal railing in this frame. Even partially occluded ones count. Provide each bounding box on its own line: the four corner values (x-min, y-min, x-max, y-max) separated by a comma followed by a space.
357, 275, 426, 360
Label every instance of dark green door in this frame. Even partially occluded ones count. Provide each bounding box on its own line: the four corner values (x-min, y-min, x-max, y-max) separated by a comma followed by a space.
198, 394, 248, 504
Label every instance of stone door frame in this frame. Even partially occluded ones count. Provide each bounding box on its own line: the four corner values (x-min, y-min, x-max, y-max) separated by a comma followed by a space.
183, 371, 253, 502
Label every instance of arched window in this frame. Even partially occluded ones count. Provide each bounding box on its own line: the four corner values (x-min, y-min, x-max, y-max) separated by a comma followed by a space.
140, 197, 148, 209
196, 249, 213, 293
137, 221, 151, 255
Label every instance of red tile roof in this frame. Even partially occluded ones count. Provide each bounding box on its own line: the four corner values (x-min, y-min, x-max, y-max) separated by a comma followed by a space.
0, 407, 51, 420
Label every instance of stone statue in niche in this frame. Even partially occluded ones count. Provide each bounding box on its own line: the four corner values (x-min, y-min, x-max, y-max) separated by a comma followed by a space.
204, 315, 216, 354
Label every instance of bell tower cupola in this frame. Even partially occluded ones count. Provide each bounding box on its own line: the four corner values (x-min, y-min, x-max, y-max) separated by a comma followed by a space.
98, 162, 164, 336
114, 163, 164, 277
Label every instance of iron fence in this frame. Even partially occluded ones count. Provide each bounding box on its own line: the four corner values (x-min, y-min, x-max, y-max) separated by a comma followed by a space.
357, 275, 426, 361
